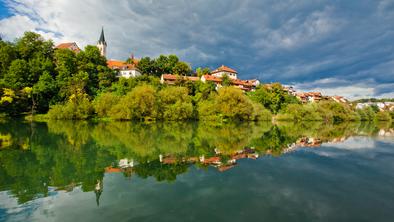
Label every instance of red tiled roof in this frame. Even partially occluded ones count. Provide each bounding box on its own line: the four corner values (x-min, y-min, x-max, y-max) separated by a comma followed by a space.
203, 74, 222, 83
161, 74, 199, 82
211, 65, 238, 74
55, 42, 81, 53
107, 60, 138, 70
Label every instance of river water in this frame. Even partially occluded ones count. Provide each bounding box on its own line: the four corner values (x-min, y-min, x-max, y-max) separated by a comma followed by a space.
0, 120, 393, 222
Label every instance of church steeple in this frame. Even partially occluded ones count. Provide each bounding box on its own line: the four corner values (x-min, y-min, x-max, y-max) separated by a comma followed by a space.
97, 27, 107, 57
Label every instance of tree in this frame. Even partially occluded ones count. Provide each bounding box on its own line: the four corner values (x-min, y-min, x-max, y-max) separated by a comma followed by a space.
221, 74, 232, 86
32, 72, 57, 113
137, 57, 155, 76
249, 83, 299, 114
4, 59, 30, 89
173, 61, 192, 76
196, 67, 210, 77
15, 32, 54, 61
109, 85, 158, 120
76, 45, 107, 96
198, 87, 260, 121
158, 87, 194, 120
0, 40, 17, 79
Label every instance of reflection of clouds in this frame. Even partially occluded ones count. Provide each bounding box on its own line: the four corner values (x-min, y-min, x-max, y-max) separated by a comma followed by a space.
323, 137, 375, 150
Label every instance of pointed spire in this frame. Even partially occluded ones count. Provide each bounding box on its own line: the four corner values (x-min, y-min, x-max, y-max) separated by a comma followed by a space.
98, 27, 106, 45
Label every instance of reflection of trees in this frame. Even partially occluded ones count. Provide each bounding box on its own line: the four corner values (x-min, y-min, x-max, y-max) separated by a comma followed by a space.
194, 122, 271, 155
0, 120, 391, 203
92, 122, 194, 160
133, 160, 189, 182
0, 121, 115, 204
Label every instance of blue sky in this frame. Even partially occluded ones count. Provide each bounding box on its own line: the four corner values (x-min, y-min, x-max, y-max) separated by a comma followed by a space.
0, 0, 393, 99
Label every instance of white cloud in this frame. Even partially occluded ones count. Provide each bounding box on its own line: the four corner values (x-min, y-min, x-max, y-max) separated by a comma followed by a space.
291, 78, 394, 100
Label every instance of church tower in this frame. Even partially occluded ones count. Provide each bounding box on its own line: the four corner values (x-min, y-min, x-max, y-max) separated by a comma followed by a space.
97, 27, 107, 57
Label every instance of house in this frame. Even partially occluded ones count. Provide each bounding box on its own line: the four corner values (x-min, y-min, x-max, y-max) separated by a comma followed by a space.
107, 59, 141, 78
211, 65, 238, 79
160, 65, 260, 92
296, 92, 323, 103
331, 96, 348, 103
356, 102, 394, 111
55, 42, 81, 53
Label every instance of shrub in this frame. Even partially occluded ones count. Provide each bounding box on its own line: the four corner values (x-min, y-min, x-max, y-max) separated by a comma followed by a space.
198, 87, 256, 121
281, 103, 322, 122
157, 87, 193, 120
316, 101, 357, 122
47, 93, 93, 120
93, 92, 120, 118
356, 106, 376, 121
109, 85, 157, 120
251, 102, 272, 121
375, 111, 392, 121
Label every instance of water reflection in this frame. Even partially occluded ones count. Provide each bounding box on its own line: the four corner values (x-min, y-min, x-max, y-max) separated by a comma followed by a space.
0, 120, 393, 205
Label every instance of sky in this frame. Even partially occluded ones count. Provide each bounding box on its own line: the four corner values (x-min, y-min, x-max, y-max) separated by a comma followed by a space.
0, 0, 393, 99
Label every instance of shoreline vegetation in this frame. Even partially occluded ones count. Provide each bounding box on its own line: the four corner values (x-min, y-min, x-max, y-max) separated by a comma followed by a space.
1, 32, 393, 123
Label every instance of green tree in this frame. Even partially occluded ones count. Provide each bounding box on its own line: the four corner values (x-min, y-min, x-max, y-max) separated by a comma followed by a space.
221, 74, 232, 86
109, 85, 158, 120
0, 40, 17, 79
137, 57, 155, 76
15, 31, 54, 61
158, 87, 194, 120
32, 72, 57, 113
173, 61, 191, 76
4, 59, 30, 89
196, 67, 211, 77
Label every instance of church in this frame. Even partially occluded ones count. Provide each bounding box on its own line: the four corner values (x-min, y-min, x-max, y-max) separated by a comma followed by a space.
55, 27, 141, 79
96, 28, 142, 79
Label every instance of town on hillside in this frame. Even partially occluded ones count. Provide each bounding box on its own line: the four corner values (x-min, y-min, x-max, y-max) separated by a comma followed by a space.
55, 28, 394, 111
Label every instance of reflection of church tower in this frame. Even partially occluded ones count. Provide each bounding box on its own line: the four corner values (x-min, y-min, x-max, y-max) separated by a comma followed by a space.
97, 27, 107, 57
94, 179, 103, 206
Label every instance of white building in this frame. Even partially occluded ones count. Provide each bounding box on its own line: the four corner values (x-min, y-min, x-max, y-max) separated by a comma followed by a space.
211, 65, 238, 79
107, 59, 141, 78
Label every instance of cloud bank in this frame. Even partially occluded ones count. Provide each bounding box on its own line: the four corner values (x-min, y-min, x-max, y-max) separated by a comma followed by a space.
0, 0, 393, 99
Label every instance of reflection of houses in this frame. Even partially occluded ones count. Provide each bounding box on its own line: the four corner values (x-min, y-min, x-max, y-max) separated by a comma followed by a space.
378, 129, 394, 137
160, 65, 260, 92
283, 137, 323, 153
159, 147, 259, 172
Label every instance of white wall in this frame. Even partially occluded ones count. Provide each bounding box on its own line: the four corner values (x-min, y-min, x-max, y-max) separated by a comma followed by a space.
118, 69, 141, 78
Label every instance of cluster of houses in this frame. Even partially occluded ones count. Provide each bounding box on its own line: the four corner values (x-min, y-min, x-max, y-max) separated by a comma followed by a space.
55, 28, 261, 92
57, 28, 381, 102
160, 65, 260, 91
103, 147, 260, 175
356, 102, 394, 111
283, 86, 349, 104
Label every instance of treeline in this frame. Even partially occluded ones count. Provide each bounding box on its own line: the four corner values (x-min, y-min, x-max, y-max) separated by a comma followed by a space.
0, 32, 196, 116
0, 32, 393, 122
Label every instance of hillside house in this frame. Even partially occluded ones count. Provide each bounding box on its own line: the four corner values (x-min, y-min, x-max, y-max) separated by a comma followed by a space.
55, 42, 81, 53
107, 59, 141, 78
